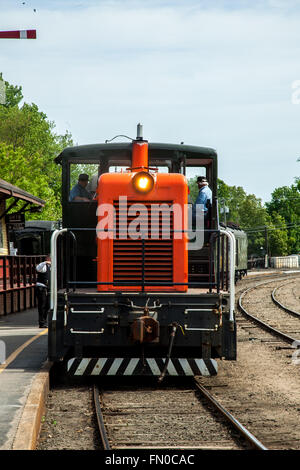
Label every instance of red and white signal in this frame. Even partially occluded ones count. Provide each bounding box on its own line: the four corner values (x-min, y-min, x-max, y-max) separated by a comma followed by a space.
0, 30, 36, 39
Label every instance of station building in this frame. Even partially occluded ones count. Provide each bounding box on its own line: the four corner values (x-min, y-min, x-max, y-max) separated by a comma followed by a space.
0, 179, 45, 315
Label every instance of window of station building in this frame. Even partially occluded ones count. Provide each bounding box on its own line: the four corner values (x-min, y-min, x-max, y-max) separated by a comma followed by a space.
69, 163, 99, 201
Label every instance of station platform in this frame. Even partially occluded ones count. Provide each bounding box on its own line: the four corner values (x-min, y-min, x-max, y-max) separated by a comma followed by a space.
0, 308, 48, 450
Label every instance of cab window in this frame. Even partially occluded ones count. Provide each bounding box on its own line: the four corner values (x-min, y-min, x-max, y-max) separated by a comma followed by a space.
69, 163, 99, 201
185, 166, 207, 202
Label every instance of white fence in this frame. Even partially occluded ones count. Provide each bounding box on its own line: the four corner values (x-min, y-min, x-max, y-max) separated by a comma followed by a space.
270, 255, 299, 269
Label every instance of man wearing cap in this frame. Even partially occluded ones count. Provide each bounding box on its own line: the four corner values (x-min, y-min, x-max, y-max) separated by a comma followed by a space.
193, 176, 212, 224
69, 174, 93, 202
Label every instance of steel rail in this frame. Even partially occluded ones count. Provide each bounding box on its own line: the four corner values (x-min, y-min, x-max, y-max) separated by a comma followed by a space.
271, 283, 300, 319
93, 385, 111, 450
238, 276, 300, 346
194, 381, 268, 450
95, 381, 267, 450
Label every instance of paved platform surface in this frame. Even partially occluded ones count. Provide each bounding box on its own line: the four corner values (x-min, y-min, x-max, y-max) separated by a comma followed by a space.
0, 308, 48, 450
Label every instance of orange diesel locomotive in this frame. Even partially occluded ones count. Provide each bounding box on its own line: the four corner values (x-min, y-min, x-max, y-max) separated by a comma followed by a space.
49, 125, 236, 378
97, 137, 188, 292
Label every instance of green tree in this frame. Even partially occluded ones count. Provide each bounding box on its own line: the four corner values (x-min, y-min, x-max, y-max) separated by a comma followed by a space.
0, 72, 23, 108
217, 179, 247, 224
0, 74, 73, 219
266, 180, 300, 254
0, 143, 58, 219
267, 213, 289, 256
189, 177, 291, 256
217, 180, 293, 256
187, 176, 199, 202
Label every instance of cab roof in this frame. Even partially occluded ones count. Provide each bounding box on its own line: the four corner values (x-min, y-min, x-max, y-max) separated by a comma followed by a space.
55, 142, 217, 165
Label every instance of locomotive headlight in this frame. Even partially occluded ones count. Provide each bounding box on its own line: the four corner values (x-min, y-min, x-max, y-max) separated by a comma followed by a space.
132, 171, 154, 193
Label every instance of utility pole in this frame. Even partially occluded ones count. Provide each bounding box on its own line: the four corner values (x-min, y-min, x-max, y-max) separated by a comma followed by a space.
220, 199, 229, 225
264, 226, 269, 268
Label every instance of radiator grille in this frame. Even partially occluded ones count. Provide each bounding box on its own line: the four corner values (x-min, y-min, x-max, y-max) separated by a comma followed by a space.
113, 200, 173, 284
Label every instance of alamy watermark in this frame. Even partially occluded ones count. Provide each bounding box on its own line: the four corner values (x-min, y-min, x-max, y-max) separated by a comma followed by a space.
96, 196, 205, 250
291, 340, 300, 365
291, 80, 300, 104
0, 80, 5, 105
0, 340, 6, 365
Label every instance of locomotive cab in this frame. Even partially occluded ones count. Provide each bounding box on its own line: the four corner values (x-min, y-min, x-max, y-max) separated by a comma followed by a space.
49, 125, 236, 378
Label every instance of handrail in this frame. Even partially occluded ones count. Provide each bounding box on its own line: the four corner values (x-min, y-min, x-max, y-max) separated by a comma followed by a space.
0, 255, 44, 290
50, 227, 235, 323
219, 228, 236, 323
50, 228, 67, 321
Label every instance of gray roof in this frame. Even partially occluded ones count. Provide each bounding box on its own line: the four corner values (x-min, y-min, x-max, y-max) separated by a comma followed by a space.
25, 220, 58, 230
0, 178, 45, 206
55, 142, 217, 164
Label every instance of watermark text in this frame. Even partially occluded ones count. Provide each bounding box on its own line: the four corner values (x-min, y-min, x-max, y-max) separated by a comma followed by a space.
96, 197, 205, 250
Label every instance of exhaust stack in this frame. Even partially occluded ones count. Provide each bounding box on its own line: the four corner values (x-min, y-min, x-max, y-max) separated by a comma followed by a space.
132, 123, 148, 171
136, 123, 143, 140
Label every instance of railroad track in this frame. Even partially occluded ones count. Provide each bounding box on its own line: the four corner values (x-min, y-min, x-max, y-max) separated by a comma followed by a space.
271, 282, 300, 319
238, 275, 300, 346
92, 275, 300, 451
93, 381, 267, 450
93, 385, 110, 450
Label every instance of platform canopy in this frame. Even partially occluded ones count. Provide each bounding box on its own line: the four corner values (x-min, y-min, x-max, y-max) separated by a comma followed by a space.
0, 178, 45, 219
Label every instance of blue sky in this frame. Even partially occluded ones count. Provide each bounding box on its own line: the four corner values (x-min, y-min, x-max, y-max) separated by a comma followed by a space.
0, 0, 300, 202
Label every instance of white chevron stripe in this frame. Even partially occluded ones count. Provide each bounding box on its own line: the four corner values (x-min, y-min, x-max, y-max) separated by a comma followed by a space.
178, 358, 194, 376
67, 358, 75, 371
166, 359, 178, 376
74, 358, 90, 376
67, 357, 218, 376
20, 30, 27, 39
91, 358, 108, 375
195, 359, 210, 376
146, 358, 161, 375
123, 358, 139, 375
107, 358, 123, 375
211, 359, 218, 374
